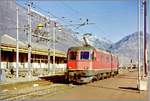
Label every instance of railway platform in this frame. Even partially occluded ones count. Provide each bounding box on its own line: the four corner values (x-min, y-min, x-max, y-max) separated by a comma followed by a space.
0, 76, 39, 86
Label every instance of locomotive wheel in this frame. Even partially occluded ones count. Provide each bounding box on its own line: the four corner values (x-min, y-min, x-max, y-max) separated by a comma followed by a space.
114, 72, 116, 76
101, 73, 104, 79
92, 76, 97, 82
112, 72, 115, 77
115, 71, 118, 76
96, 74, 100, 80
90, 78, 95, 83
106, 73, 108, 78
104, 73, 108, 79
108, 72, 111, 78
105, 73, 109, 79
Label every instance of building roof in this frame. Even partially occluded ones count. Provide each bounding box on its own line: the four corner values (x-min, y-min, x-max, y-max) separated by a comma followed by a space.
1, 34, 66, 57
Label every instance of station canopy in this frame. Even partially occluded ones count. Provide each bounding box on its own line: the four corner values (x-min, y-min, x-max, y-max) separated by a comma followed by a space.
1, 34, 66, 57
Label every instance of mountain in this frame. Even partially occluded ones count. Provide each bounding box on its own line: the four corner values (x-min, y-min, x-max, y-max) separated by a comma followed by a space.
84, 36, 113, 50
109, 32, 150, 67
0, 0, 81, 52
78, 32, 150, 67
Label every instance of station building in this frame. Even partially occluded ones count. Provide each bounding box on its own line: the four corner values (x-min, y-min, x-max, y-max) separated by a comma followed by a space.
0, 0, 81, 79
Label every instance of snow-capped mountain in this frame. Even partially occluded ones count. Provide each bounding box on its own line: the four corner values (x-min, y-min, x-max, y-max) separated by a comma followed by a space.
78, 32, 150, 67
109, 32, 150, 67
79, 35, 113, 50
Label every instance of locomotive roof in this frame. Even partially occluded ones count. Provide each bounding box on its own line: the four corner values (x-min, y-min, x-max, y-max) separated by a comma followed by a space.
68, 45, 95, 51
68, 45, 118, 57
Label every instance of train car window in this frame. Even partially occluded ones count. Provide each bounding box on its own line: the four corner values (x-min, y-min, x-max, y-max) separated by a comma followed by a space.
69, 51, 77, 60
80, 51, 90, 60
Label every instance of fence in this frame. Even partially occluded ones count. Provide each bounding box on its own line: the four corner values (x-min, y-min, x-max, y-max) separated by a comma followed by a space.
1, 62, 67, 79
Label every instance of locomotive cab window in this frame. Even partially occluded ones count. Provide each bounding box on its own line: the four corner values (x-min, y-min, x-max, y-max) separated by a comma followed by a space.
68, 51, 77, 60
80, 51, 90, 60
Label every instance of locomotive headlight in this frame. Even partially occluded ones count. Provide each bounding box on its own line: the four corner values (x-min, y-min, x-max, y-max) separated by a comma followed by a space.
68, 67, 72, 69
84, 66, 89, 69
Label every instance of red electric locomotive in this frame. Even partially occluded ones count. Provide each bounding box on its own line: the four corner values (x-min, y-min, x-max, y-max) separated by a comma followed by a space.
65, 38, 119, 83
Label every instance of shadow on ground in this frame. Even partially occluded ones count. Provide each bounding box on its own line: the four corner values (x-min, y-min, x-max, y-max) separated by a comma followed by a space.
39, 75, 86, 85
85, 84, 139, 93
119, 87, 138, 91
39, 75, 68, 84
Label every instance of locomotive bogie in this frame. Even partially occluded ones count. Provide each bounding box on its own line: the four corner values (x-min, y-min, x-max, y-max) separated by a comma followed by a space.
65, 70, 118, 83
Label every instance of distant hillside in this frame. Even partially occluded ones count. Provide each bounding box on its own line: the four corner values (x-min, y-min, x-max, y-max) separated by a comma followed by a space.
109, 32, 150, 67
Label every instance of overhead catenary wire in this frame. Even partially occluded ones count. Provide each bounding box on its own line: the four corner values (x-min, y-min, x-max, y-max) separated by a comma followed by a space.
17, 1, 93, 34
17, 1, 106, 46
60, 1, 87, 22
17, 0, 67, 26
16, 0, 89, 47
18, 0, 118, 41
29, 1, 95, 31
25, 2, 79, 41
59, 1, 109, 38
30, 2, 68, 24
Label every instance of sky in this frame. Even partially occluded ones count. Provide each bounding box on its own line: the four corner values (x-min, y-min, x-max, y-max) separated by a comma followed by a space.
17, 0, 149, 43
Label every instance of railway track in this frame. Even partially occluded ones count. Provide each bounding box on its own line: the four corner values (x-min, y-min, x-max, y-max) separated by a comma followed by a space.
0, 83, 76, 101
0, 72, 124, 101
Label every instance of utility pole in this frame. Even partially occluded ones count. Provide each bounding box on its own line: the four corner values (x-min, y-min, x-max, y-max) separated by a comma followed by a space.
16, 7, 19, 79
0, 28, 1, 72
138, 0, 148, 91
27, 2, 32, 78
48, 15, 51, 75
53, 22, 56, 75
143, 0, 148, 77
138, 0, 141, 90
0, 35, 2, 69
